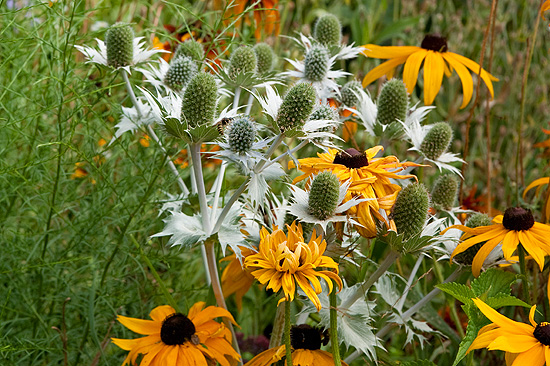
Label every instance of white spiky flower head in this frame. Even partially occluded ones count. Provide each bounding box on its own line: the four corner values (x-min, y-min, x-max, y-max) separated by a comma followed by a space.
286, 174, 366, 232
75, 23, 167, 73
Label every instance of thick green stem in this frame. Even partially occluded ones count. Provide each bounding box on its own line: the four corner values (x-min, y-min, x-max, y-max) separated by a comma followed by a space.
285, 300, 293, 366
269, 303, 286, 348
329, 284, 341, 366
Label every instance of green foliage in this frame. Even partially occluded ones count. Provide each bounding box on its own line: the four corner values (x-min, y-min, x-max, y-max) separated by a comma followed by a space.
396, 361, 437, 366
437, 269, 529, 366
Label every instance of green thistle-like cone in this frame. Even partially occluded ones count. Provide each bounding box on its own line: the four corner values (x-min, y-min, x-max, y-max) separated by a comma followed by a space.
227, 116, 256, 154
254, 42, 275, 75
308, 172, 340, 220
284, 214, 313, 238
181, 72, 218, 128
309, 104, 338, 142
420, 122, 453, 160
163, 56, 198, 92
174, 39, 205, 63
376, 79, 408, 125
453, 213, 493, 266
431, 175, 458, 211
228, 46, 257, 78
276, 83, 316, 133
105, 23, 134, 68
313, 14, 342, 46
340, 80, 362, 107
391, 183, 430, 240
304, 45, 330, 82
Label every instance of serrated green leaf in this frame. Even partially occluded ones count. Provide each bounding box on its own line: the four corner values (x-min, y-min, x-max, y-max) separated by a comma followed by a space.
452, 315, 489, 366
471, 268, 518, 297
484, 293, 530, 309
436, 282, 475, 304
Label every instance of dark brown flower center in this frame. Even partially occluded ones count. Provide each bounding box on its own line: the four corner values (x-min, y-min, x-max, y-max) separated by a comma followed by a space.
160, 313, 197, 345
534, 322, 550, 346
290, 324, 325, 350
502, 207, 535, 231
332, 148, 369, 169
421, 34, 448, 52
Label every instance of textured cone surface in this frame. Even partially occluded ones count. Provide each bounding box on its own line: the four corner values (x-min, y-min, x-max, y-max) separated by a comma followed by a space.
254, 43, 275, 74
431, 174, 458, 211
181, 72, 218, 128
340, 80, 362, 107
377, 79, 408, 125
229, 46, 257, 77
454, 213, 493, 266
276, 83, 316, 132
309, 104, 338, 143
105, 23, 134, 68
228, 116, 256, 154
308, 172, 340, 220
391, 183, 429, 240
313, 14, 342, 46
304, 45, 330, 82
164, 56, 198, 91
174, 39, 205, 63
420, 122, 453, 160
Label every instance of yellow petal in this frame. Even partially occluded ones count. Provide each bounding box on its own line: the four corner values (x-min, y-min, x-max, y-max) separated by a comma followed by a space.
361, 45, 420, 59
530, 305, 538, 327
487, 334, 539, 353
445, 52, 498, 99
117, 315, 161, 335
472, 298, 534, 335
402, 49, 428, 93
501, 230, 519, 260
523, 177, 550, 198
362, 56, 409, 87
471, 235, 503, 277
423, 51, 446, 105
442, 52, 474, 108
510, 344, 546, 366
149, 305, 176, 323
518, 231, 546, 271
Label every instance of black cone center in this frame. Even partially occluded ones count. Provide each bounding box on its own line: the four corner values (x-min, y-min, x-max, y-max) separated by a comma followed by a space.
160, 313, 196, 345
534, 322, 550, 346
502, 207, 535, 231
421, 34, 448, 52
333, 148, 369, 169
290, 324, 324, 350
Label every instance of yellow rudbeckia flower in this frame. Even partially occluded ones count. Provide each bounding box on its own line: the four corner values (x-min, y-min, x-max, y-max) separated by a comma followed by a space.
244, 222, 342, 311
468, 298, 549, 366
111, 303, 240, 366
442, 207, 550, 277
361, 34, 498, 108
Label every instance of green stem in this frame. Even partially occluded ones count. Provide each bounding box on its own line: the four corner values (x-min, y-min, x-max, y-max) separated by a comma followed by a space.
269, 303, 286, 348
285, 300, 293, 366
518, 245, 531, 303
329, 285, 341, 366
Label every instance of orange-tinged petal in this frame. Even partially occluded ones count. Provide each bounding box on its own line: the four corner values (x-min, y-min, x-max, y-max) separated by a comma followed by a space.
149, 305, 176, 322
487, 334, 539, 353
402, 49, 428, 93
523, 177, 550, 198
191, 306, 238, 327
530, 305, 538, 327
472, 298, 534, 335
423, 51, 446, 105
117, 315, 161, 335
511, 344, 545, 366
362, 56, 409, 87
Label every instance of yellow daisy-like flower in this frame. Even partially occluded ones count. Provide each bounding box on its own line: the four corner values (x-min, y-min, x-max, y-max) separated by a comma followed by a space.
288, 146, 420, 238
245, 325, 348, 366
111, 302, 240, 366
361, 34, 499, 108
468, 298, 550, 366
244, 222, 342, 311
442, 207, 550, 277
542, 0, 550, 27
221, 247, 256, 312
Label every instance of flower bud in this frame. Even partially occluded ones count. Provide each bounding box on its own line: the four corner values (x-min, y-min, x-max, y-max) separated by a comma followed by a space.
304, 45, 330, 82
227, 116, 256, 154
431, 174, 458, 211
174, 39, 204, 63
453, 213, 493, 266
105, 23, 134, 68
229, 46, 257, 77
254, 42, 275, 75
313, 14, 342, 46
308, 172, 340, 220
376, 79, 408, 125
340, 80, 362, 107
164, 56, 198, 91
420, 122, 453, 160
391, 183, 429, 240
276, 83, 317, 133
181, 72, 218, 128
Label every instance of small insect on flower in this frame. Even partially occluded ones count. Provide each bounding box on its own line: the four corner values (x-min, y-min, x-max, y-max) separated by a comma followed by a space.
111, 303, 240, 366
